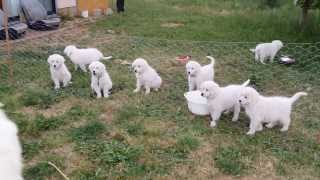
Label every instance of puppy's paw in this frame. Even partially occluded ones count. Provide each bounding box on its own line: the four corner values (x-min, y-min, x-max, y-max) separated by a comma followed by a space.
246, 130, 255, 135
266, 123, 274, 129
54, 86, 60, 90
280, 128, 288, 132
232, 117, 238, 122
209, 121, 216, 128
133, 89, 139, 93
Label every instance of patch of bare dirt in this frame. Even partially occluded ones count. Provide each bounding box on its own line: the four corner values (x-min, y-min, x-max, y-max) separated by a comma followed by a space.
161, 22, 184, 28
20, 97, 79, 118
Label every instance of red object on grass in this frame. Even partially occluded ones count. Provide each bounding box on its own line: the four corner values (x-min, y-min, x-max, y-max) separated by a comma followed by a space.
176, 55, 191, 64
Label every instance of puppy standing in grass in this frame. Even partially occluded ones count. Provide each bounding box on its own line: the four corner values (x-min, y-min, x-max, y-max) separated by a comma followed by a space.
0, 103, 23, 180
200, 79, 250, 127
132, 58, 162, 94
47, 54, 72, 90
89, 61, 113, 98
250, 40, 283, 64
239, 87, 307, 135
186, 56, 215, 91
64, 45, 112, 72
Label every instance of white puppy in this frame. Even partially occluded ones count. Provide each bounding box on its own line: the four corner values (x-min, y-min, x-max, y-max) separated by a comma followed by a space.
200, 79, 250, 127
239, 87, 307, 135
64, 45, 112, 72
89, 61, 113, 98
250, 40, 283, 64
0, 103, 23, 180
48, 54, 72, 89
132, 58, 162, 94
186, 56, 215, 91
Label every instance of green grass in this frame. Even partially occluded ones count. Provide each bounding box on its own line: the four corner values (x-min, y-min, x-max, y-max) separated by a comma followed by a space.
93, 0, 320, 42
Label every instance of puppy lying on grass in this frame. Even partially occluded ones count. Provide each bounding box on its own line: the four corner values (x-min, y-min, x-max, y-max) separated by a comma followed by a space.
89, 61, 113, 98
64, 45, 112, 72
47, 54, 72, 90
250, 40, 283, 64
132, 58, 162, 95
239, 87, 307, 135
200, 79, 250, 127
0, 103, 23, 180
186, 56, 215, 91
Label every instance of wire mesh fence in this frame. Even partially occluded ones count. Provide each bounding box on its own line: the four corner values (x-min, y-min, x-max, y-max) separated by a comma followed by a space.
0, 25, 319, 98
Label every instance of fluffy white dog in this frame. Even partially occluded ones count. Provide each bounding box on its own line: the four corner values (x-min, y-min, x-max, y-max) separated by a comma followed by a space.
239, 87, 307, 135
89, 61, 113, 98
250, 40, 283, 64
64, 45, 112, 72
200, 79, 250, 127
186, 56, 215, 91
132, 58, 162, 94
0, 103, 23, 180
48, 54, 72, 89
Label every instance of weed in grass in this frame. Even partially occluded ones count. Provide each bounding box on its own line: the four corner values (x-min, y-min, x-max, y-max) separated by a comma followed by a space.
214, 146, 247, 175
70, 121, 106, 142
66, 105, 100, 121
31, 115, 64, 133
21, 88, 55, 109
165, 135, 200, 159
24, 156, 64, 180
125, 122, 145, 136
76, 140, 143, 168
22, 140, 43, 160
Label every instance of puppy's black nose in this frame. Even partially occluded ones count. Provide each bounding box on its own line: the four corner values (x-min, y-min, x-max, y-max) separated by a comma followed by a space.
188, 72, 191, 75
134, 70, 137, 73
201, 93, 204, 96
93, 71, 96, 75
239, 100, 242, 103
53, 65, 56, 68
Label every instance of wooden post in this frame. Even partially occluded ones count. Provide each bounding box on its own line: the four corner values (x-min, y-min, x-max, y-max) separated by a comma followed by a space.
2, 0, 13, 83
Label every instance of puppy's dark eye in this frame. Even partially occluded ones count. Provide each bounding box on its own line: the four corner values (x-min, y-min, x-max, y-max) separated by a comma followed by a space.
206, 89, 208, 91
244, 96, 248, 99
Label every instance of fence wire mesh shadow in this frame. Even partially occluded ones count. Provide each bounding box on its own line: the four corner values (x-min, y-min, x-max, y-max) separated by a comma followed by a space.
0, 30, 319, 98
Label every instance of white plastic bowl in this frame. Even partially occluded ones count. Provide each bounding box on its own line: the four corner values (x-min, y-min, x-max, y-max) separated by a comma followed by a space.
184, 91, 210, 116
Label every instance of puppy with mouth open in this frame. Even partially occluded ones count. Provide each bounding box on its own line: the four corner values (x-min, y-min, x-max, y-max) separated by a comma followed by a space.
132, 58, 162, 95
47, 54, 72, 90
89, 61, 113, 98
200, 79, 250, 127
239, 87, 307, 135
186, 56, 215, 91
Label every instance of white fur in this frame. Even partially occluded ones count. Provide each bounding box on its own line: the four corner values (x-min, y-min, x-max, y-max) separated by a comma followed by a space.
47, 54, 72, 90
0, 104, 23, 180
132, 58, 162, 95
186, 56, 215, 91
239, 87, 307, 135
89, 61, 113, 98
200, 79, 250, 127
64, 45, 112, 72
250, 40, 283, 64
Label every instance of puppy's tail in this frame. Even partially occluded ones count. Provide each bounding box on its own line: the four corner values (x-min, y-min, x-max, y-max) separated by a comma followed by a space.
241, 79, 250, 87
206, 56, 215, 67
249, 48, 256, 53
290, 92, 307, 104
101, 56, 113, 60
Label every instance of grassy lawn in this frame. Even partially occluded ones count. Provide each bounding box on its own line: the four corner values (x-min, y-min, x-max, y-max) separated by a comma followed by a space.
94, 0, 320, 42
0, 0, 319, 179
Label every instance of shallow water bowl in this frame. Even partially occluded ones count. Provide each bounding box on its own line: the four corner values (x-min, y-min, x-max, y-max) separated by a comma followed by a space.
184, 91, 210, 116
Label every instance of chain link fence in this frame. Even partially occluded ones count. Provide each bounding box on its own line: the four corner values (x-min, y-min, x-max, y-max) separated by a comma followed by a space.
0, 24, 319, 97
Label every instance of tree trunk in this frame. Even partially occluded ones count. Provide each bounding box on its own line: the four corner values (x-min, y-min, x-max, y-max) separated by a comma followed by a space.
299, 0, 312, 28
299, 7, 309, 27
